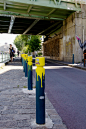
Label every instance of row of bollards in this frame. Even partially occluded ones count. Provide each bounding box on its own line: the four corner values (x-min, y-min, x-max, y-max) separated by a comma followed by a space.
21, 54, 45, 125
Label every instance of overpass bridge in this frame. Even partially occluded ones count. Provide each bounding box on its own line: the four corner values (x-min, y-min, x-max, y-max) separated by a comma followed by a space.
0, 0, 82, 36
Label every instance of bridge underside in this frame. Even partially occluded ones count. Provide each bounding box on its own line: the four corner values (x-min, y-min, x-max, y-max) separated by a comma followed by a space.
0, 0, 81, 35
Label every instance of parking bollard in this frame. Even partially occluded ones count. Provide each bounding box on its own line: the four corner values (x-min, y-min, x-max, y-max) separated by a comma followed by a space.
28, 56, 33, 90
72, 54, 74, 64
25, 54, 28, 77
21, 54, 23, 66
24, 54, 26, 73
23, 54, 25, 72
22, 55, 23, 66
22, 54, 24, 69
35, 57, 45, 124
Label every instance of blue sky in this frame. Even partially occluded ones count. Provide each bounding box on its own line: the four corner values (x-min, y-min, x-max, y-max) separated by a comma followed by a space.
0, 34, 18, 46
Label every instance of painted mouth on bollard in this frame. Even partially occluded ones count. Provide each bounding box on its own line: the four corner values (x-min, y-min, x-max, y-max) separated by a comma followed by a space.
36, 62, 40, 65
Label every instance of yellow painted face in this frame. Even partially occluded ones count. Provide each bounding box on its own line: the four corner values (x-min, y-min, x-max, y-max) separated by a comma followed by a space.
35, 57, 45, 67
28, 56, 32, 62
24, 54, 28, 61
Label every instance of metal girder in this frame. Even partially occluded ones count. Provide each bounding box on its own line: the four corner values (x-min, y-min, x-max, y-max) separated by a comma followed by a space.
47, 9, 56, 16
54, 0, 62, 5
0, 0, 81, 23
0, 11, 66, 21
8, 16, 15, 33
0, 0, 81, 35
47, 24, 62, 35
37, 21, 62, 35
23, 19, 39, 34
29, 11, 66, 19
27, 5, 32, 13
4, 0, 81, 11
54, 0, 57, 5
4, 1, 6, 10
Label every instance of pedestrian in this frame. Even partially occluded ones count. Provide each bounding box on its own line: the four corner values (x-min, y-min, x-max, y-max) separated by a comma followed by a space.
12, 47, 15, 57
9, 44, 13, 62
17, 50, 19, 57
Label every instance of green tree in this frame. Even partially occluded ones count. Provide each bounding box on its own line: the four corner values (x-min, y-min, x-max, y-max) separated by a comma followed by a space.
14, 35, 41, 53
21, 35, 30, 46
14, 35, 24, 51
29, 35, 41, 52
22, 46, 28, 54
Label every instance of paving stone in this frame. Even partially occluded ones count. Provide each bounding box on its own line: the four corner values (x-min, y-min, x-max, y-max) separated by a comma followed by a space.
13, 114, 30, 120
17, 119, 31, 127
0, 106, 4, 110
22, 104, 36, 109
33, 127, 48, 129
1, 109, 18, 115
53, 124, 67, 129
0, 120, 18, 128
7, 105, 22, 109
0, 114, 14, 121
46, 109, 58, 116
18, 109, 36, 114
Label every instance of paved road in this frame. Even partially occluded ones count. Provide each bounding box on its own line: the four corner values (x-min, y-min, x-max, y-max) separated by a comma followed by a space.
45, 59, 86, 129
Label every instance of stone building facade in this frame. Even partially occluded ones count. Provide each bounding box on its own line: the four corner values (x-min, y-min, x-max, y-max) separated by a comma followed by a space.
43, 5, 86, 63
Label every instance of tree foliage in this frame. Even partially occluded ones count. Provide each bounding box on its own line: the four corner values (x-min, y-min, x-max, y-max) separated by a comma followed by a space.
22, 46, 29, 54
29, 35, 41, 52
13, 34, 41, 53
21, 35, 30, 46
13, 35, 24, 51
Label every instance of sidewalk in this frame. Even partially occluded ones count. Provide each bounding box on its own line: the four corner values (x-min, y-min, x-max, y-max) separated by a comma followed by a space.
46, 58, 86, 70
0, 58, 67, 129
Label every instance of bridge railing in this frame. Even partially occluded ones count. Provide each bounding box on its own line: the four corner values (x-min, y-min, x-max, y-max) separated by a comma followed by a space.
0, 51, 10, 63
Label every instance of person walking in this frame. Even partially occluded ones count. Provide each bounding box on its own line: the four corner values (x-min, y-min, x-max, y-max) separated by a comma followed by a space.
9, 44, 13, 62
12, 47, 15, 57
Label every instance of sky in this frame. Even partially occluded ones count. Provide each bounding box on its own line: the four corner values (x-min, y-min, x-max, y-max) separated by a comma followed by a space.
0, 34, 18, 46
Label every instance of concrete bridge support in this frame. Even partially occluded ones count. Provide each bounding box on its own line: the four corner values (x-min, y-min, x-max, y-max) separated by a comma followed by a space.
43, 4, 86, 63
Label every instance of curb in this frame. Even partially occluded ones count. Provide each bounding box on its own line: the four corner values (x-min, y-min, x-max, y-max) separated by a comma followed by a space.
68, 64, 86, 70
46, 59, 86, 71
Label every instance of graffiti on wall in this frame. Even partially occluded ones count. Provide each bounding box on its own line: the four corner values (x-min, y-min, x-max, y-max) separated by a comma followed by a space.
76, 35, 86, 52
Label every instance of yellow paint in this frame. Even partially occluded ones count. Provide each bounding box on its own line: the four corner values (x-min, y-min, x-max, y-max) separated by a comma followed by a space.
24, 54, 28, 61
28, 56, 32, 71
28, 56, 32, 62
28, 62, 32, 70
35, 57, 45, 88
22, 54, 25, 59
22, 54, 24, 58
36, 67, 45, 88
35, 57, 45, 67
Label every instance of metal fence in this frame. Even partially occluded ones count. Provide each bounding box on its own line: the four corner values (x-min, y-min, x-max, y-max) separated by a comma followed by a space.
0, 51, 10, 63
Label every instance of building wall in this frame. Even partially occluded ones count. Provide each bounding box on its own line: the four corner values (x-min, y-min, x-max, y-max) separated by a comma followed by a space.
74, 12, 83, 62
43, 5, 86, 63
43, 32, 63, 60
63, 13, 75, 62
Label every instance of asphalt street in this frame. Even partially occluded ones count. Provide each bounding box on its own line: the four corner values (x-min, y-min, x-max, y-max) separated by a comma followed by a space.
45, 59, 86, 129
